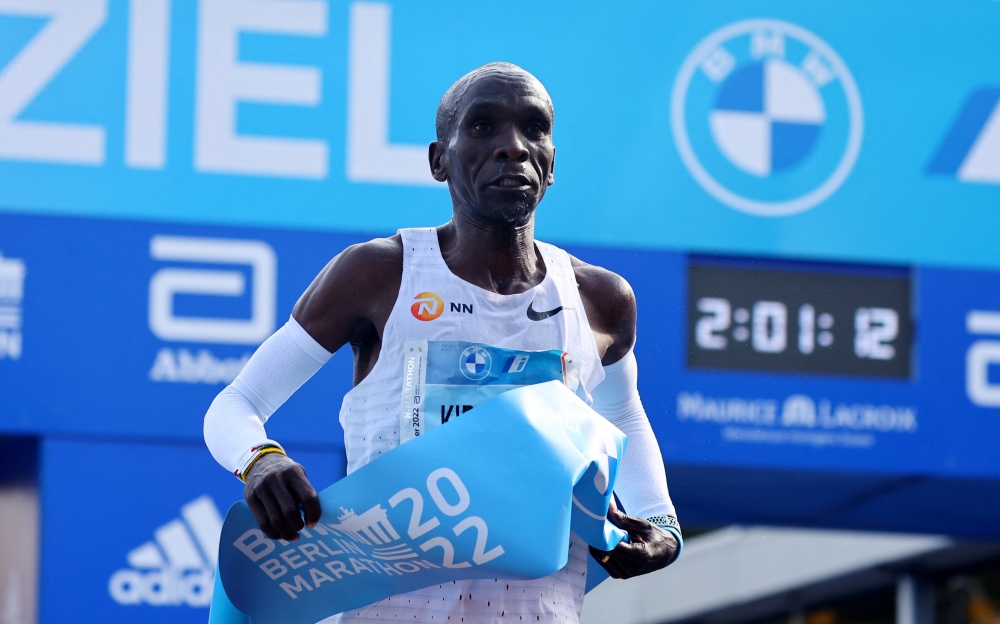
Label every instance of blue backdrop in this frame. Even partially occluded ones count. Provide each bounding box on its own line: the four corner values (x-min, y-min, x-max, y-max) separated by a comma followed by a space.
0, 1, 998, 268
3, 1, 1000, 621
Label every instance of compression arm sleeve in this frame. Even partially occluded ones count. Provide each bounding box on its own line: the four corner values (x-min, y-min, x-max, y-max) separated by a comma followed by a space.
591, 348, 682, 546
204, 317, 333, 475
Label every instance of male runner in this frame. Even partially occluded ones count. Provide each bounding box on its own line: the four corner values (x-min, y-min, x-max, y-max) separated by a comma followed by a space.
205, 62, 680, 622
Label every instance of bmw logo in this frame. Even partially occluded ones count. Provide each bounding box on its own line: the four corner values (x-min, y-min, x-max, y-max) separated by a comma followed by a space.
671, 19, 863, 216
459, 346, 492, 381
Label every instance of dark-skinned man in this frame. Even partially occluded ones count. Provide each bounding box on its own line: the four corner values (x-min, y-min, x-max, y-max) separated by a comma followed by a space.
205, 62, 681, 623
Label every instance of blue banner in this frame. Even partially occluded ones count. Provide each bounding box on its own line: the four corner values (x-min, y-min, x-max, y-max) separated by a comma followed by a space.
37, 437, 344, 624
0, 1, 998, 269
216, 382, 627, 623
5, 211, 1000, 481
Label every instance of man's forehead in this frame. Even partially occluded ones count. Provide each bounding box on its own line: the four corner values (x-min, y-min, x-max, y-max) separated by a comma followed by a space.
457, 70, 551, 110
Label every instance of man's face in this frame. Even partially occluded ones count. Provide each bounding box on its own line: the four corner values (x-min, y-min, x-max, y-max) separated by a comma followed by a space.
432, 72, 555, 225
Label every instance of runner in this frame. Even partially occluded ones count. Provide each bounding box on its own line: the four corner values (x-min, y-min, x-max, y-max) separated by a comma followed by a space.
205, 62, 681, 622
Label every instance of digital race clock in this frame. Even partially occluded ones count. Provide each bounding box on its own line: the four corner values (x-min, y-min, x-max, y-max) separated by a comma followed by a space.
687, 258, 912, 378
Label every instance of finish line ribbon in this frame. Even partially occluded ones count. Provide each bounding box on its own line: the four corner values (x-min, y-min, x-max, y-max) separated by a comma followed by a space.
212, 380, 627, 624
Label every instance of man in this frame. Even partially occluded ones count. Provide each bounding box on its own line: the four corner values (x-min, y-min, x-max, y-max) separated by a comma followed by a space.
205, 62, 680, 622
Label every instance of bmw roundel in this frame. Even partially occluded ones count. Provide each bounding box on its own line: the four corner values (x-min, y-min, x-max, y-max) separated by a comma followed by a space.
671, 19, 863, 216
459, 346, 492, 380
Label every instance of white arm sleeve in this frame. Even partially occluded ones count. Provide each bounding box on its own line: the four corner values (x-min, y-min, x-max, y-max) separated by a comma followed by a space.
591, 348, 681, 541
204, 317, 333, 475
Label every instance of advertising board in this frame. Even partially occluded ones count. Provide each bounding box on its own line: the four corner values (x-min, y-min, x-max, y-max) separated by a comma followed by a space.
0, 1, 998, 269
38, 437, 343, 624
4, 212, 1000, 483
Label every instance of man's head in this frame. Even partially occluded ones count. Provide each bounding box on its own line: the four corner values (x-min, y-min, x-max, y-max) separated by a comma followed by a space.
429, 63, 556, 227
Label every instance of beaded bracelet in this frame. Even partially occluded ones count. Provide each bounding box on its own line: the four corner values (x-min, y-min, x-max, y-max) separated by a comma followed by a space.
237, 444, 286, 483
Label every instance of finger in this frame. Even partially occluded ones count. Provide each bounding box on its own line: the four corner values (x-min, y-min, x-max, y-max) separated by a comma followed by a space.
608, 538, 650, 562
604, 556, 630, 580
271, 481, 306, 537
246, 493, 280, 540
609, 507, 652, 534
589, 546, 619, 578
287, 471, 321, 528
258, 488, 298, 541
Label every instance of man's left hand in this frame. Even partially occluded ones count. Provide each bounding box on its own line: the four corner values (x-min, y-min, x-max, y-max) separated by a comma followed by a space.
589, 503, 679, 579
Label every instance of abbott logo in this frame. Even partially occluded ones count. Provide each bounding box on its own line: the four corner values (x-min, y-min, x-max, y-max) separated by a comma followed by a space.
148, 236, 276, 345
967, 311, 1000, 407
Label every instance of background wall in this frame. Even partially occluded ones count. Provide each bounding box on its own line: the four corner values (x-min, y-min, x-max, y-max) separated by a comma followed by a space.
1, 1, 999, 621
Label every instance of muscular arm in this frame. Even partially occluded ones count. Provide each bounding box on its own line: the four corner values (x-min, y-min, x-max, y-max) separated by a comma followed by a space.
572, 257, 637, 366
204, 237, 403, 541
572, 257, 681, 577
293, 236, 403, 385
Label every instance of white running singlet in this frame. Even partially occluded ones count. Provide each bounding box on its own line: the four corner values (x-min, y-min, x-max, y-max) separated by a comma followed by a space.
326, 227, 606, 623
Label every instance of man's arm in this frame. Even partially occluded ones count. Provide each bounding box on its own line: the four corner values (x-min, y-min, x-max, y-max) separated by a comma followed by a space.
573, 257, 681, 578
204, 237, 403, 541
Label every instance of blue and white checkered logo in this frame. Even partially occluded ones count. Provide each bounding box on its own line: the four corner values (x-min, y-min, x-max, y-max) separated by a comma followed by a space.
927, 88, 1000, 184
459, 346, 492, 381
672, 20, 863, 216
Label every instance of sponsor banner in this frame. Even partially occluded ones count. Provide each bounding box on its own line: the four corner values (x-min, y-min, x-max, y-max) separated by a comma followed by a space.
399, 340, 584, 442
0, 2, 998, 269
0, 211, 358, 444
37, 437, 344, 624
215, 382, 625, 623
5, 211, 1000, 479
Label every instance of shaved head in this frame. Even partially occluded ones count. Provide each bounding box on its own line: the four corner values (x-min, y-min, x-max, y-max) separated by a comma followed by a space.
435, 62, 553, 142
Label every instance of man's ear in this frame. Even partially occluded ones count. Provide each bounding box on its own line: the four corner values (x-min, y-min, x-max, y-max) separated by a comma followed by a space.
547, 147, 556, 186
429, 141, 448, 182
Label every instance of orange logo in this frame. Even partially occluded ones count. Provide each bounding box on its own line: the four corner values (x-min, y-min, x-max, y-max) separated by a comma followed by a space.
411, 292, 444, 321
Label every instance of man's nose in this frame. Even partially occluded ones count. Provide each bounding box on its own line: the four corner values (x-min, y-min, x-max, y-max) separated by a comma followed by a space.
493, 126, 529, 162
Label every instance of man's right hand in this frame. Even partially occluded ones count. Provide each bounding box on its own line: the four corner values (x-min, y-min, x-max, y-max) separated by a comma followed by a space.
244, 453, 322, 541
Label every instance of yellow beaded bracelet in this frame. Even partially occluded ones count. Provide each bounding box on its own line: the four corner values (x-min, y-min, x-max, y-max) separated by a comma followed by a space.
238, 446, 286, 483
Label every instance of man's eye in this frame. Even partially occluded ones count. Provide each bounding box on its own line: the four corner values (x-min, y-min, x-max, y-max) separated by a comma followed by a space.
473, 122, 491, 132
527, 123, 546, 135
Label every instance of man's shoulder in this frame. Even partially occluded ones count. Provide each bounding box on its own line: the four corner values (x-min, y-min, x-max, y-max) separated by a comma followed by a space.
294, 234, 403, 325
568, 254, 637, 362
339, 234, 404, 269
569, 255, 635, 314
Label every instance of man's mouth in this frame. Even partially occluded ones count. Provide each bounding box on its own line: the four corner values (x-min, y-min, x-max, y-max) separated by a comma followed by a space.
489, 175, 532, 189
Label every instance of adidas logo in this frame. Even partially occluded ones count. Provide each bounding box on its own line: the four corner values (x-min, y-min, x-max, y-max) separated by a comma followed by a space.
108, 496, 223, 607
928, 87, 1000, 184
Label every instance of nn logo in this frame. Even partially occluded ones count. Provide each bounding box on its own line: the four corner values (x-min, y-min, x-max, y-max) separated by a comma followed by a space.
108, 496, 223, 608
410, 292, 473, 321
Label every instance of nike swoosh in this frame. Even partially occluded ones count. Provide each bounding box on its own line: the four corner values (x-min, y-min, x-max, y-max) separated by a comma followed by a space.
527, 302, 564, 321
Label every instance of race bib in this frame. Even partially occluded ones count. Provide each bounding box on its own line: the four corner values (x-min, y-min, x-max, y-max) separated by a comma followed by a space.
400, 341, 585, 443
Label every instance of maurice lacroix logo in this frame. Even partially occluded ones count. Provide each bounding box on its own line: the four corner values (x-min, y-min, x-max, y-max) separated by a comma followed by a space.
0, 251, 25, 360
109, 496, 223, 607
147, 236, 276, 385
672, 19, 864, 216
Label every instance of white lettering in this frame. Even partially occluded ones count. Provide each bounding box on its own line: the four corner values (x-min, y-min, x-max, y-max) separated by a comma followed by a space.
149, 348, 250, 384
346, 2, 438, 186
234, 529, 275, 562
801, 51, 835, 87
967, 311, 1000, 407
0, 0, 107, 164
194, 0, 328, 178
125, 0, 171, 168
699, 47, 735, 83
0, 251, 25, 360
751, 31, 785, 59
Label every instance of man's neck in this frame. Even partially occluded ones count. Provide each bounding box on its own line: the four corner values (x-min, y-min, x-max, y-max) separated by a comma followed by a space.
437, 210, 546, 296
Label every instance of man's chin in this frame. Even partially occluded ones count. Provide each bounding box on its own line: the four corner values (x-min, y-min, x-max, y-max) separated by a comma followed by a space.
480, 199, 537, 227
